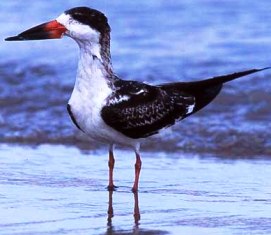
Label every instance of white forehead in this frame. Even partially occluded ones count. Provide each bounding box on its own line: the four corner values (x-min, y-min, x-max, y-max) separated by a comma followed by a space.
56, 13, 73, 26
56, 13, 100, 39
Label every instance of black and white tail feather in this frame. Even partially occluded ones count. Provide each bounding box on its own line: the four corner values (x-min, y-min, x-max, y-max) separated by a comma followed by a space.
101, 67, 269, 139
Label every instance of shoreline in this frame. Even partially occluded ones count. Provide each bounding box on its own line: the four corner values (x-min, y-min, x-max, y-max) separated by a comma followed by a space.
1, 141, 270, 160
1, 143, 271, 235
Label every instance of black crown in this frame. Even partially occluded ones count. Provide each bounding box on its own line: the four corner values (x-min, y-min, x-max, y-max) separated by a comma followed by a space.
65, 7, 110, 34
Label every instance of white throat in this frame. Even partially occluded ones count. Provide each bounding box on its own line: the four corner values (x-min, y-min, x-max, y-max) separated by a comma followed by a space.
77, 41, 105, 82
67, 42, 112, 134
74, 41, 111, 103
56, 12, 113, 77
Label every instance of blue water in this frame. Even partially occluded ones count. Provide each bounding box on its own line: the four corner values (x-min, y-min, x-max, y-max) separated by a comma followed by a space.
1, 1, 271, 234
1, 144, 271, 235
1, 0, 271, 155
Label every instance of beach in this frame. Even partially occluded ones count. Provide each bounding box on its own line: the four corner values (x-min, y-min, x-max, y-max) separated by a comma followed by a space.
1, 144, 271, 235
1, 0, 271, 234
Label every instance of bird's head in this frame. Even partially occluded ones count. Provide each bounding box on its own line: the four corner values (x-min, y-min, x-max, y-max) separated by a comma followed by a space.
5, 7, 110, 45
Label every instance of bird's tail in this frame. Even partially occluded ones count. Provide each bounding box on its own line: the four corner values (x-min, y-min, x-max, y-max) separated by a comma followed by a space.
161, 67, 270, 114
182, 67, 270, 88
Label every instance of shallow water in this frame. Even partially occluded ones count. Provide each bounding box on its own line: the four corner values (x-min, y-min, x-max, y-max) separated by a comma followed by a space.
1, 0, 271, 155
1, 1, 271, 234
0, 144, 271, 235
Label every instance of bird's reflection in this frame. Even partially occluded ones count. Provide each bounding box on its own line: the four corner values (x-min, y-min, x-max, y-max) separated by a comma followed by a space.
107, 190, 114, 226
133, 191, 140, 225
105, 191, 168, 235
107, 190, 140, 229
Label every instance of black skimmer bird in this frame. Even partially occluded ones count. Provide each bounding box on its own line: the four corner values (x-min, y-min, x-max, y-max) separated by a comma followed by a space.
5, 7, 269, 192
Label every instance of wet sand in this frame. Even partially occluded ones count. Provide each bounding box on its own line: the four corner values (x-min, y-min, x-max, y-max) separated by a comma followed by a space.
2, 1, 271, 234
1, 144, 271, 235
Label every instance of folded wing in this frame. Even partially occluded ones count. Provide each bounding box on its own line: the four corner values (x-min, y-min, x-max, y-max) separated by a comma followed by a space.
101, 80, 195, 138
101, 68, 269, 139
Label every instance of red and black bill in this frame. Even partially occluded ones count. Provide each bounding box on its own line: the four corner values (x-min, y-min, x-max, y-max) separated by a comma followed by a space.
5, 20, 67, 41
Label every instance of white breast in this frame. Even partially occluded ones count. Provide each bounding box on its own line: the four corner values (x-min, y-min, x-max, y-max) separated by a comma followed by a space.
68, 56, 109, 137
68, 51, 139, 147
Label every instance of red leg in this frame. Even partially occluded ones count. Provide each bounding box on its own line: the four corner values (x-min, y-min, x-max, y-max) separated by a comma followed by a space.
132, 152, 142, 192
107, 145, 117, 191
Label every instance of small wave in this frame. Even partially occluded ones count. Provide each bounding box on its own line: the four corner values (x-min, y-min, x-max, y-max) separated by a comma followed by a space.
1, 61, 271, 158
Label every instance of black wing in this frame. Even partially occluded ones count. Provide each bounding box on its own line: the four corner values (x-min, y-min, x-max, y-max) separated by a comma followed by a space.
101, 80, 195, 139
159, 67, 270, 114
101, 68, 269, 139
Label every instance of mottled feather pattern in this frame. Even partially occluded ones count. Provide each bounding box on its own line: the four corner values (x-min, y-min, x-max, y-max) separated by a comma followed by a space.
101, 80, 195, 139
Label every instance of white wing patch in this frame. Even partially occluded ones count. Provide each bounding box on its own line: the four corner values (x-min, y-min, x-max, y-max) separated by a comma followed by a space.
132, 89, 145, 95
109, 95, 130, 105
182, 96, 195, 115
187, 103, 195, 114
